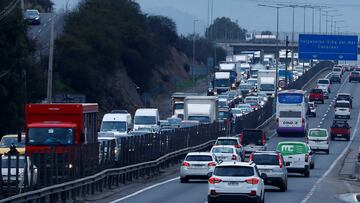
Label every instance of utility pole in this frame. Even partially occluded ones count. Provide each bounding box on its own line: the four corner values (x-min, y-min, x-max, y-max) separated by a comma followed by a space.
192, 19, 198, 83
46, 13, 55, 103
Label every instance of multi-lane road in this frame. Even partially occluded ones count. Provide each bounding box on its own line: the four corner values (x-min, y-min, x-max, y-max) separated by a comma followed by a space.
88, 71, 360, 203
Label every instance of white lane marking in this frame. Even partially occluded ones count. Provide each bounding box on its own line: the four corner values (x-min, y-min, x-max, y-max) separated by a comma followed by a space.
269, 131, 277, 139
324, 114, 327, 117
317, 125, 321, 128
321, 118, 325, 121
43, 23, 47, 27
319, 121, 323, 125
109, 177, 179, 203
38, 29, 42, 33
300, 88, 360, 203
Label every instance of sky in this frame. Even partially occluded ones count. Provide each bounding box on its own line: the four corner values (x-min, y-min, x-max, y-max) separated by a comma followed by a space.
52, 0, 360, 36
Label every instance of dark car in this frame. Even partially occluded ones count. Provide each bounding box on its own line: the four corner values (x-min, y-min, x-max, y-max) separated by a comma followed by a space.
330, 120, 351, 141
349, 71, 360, 82
329, 74, 341, 84
24, 9, 41, 25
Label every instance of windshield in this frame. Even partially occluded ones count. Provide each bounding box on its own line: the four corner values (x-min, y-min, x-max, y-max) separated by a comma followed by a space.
101, 121, 127, 132
188, 116, 210, 123
351, 72, 359, 75
318, 80, 329, 84
338, 95, 350, 100
309, 130, 327, 137
260, 84, 275, 91
134, 116, 156, 125
242, 130, 263, 145
247, 80, 257, 85
0, 137, 25, 147
214, 166, 254, 177
214, 79, 230, 87
174, 103, 184, 110
212, 147, 234, 153
25, 10, 38, 16
231, 109, 242, 114
2, 158, 26, 168
185, 155, 213, 162
218, 111, 229, 119
28, 128, 75, 146
336, 102, 350, 108
218, 101, 228, 108
252, 154, 279, 165
239, 84, 252, 90
333, 68, 341, 72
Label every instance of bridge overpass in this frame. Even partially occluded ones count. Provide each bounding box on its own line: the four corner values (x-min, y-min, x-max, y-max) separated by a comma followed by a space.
217, 42, 360, 56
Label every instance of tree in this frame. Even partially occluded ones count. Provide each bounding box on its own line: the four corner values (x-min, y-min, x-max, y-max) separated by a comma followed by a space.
206, 17, 247, 41
261, 30, 273, 35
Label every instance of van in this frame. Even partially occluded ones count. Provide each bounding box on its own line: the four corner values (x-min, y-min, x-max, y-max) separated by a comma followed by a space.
133, 108, 160, 131
100, 110, 132, 136
276, 141, 313, 177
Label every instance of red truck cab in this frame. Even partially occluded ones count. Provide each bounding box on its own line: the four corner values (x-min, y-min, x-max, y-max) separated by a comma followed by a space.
25, 103, 99, 153
330, 119, 351, 141
309, 88, 324, 104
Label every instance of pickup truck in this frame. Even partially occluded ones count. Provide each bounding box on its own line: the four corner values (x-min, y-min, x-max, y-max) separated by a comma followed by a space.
309, 88, 324, 104
239, 129, 267, 160
330, 120, 351, 141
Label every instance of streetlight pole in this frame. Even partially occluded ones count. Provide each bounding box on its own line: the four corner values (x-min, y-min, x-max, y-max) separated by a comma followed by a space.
312, 7, 315, 33
328, 14, 341, 34
192, 19, 198, 83
46, 13, 55, 103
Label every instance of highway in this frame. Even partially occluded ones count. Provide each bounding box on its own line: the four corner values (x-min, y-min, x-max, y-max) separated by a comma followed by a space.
90, 72, 360, 203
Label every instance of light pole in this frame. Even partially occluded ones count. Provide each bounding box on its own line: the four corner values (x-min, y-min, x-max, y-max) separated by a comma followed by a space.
192, 19, 198, 83
257, 4, 285, 98
46, 13, 55, 103
334, 20, 345, 34
336, 25, 348, 34
328, 14, 342, 33
322, 9, 337, 34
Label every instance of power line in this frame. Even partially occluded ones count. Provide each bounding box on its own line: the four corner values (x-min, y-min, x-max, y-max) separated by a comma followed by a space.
0, 0, 20, 21
248, 0, 360, 8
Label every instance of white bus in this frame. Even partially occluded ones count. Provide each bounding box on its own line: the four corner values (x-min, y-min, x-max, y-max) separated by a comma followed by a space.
276, 90, 307, 136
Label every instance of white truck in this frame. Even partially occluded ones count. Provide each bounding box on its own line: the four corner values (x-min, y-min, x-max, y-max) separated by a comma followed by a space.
100, 110, 132, 136
171, 92, 198, 119
233, 54, 249, 63
257, 70, 276, 97
184, 96, 218, 124
214, 72, 231, 94
219, 63, 238, 86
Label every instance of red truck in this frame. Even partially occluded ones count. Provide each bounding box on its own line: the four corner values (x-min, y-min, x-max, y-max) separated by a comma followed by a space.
309, 88, 324, 104
330, 119, 351, 141
25, 103, 99, 153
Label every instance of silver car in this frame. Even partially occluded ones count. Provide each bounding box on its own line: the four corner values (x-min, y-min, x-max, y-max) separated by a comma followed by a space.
250, 151, 288, 191
210, 145, 241, 162
214, 137, 245, 161
180, 152, 217, 183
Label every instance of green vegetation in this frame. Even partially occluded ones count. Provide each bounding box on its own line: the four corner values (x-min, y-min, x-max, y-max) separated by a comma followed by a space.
25, 0, 53, 12
206, 17, 247, 41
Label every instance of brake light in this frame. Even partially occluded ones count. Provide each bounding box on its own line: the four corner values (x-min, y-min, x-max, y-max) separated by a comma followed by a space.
278, 154, 283, 168
208, 162, 216, 167
232, 155, 237, 160
208, 177, 222, 184
210, 189, 217, 195
261, 134, 266, 145
305, 154, 309, 162
245, 178, 260, 185
182, 162, 190, 167
249, 153, 254, 161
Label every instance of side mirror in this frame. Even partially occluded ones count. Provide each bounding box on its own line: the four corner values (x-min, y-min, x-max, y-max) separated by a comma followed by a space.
260, 173, 267, 179
309, 151, 314, 155
207, 172, 213, 178
17, 132, 22, 143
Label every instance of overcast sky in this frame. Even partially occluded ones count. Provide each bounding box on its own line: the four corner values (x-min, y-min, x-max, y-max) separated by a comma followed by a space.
53, 0, 360, 36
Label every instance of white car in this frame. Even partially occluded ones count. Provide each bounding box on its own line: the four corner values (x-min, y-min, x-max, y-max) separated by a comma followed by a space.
334, 100, 351, 119
207, 162, 266, 203
180, 152, 217, 183
210, 145, 241, 162
215, 137, 244, 161
307, 128, 330, 154
1, 155, 38, 191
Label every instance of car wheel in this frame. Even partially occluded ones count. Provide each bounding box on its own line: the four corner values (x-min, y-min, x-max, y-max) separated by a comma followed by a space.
304, 168, 310, 177
314, 113, 316, 117
346, 136, 350, 141
331, 136, 334, 140
280, 181, 287, 192
310, 162, 315, 169
326, 149, 330, 154
321, 100, 324, 104
261, 192, 265, 203
180, 177, 188, 183
207, 196, 216, 203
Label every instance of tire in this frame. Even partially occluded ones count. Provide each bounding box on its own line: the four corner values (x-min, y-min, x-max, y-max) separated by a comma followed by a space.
261, 192, 265, 203
313, 113, 317, 117
180, 177, 188, 183
280, 181, 287, 192
310, 162, 315, 169
326, 149, 330, 154
304, 168, 310, 177
207, 197, 216, 203
346, 136, 350, 141
331, 135, 335, 140
321, 100, 324, 104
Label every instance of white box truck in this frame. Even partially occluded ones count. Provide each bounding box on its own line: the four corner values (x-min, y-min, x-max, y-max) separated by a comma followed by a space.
171, 92, 198, 119
214, 72, 231, 94
257, 70, 276, 97
219, 63, 237, 86
100, 110, 132, 136
184, 96, 218, 124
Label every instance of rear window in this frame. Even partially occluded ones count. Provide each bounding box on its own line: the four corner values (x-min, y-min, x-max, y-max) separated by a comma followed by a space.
351, 71, 359, 75
214, 166, 254, 177
216, 139, 238, 145
332, 122, 348, 128
318, 79, 329, 84
333, 68, 341, 72
337, 95, 350, 100
212, 147, 234, 154
252, 154, 279, 166
311, 89, 323, 93
279, 111, 301, 118
186, 155, 213, 162
277, 143, 309, 156
242, 131, 263, 145
309, 130, 327, 137
336, 102, 350, 108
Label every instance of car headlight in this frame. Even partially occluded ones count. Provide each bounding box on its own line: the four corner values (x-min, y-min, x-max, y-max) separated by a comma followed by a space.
35, 17, 40, 20
232, 83, 236, 88
279, 87, 282, 91
271, 93, 275, 97
264, 97, 268, 101
255, 107, 258, 110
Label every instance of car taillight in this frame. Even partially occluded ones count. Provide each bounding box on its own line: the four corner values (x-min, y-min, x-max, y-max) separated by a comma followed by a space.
261, 134, 266, 145
210, 189, 217, 195
305, 154, 309, 162
208, 177, 222, 184
245, 178, 260, 185
232, 155, 237, 160
249, 153, 254, 161
182, 162, 190, 167
278, 154, 283, 168
208, 162, 216, 167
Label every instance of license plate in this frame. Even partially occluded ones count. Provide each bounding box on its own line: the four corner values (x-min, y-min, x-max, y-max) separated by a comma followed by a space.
337, 134, 342, 137
191, 165, 204, 168
228, 182, 239, 186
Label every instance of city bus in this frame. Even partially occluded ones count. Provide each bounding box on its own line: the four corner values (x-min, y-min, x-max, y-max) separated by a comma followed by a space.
276, 90, 307, 136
